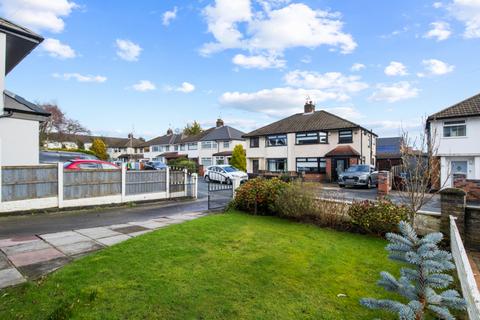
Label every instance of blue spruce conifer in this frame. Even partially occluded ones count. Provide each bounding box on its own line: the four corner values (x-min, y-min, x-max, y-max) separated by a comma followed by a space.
361, 221, 466, 320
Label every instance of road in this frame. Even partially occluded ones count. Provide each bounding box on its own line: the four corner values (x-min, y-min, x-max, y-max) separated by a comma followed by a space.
316, 184, 441, 213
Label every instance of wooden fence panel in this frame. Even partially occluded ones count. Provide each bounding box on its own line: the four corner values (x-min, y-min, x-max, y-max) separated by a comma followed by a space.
126, 170, 166, 195
1, 165, 58, 202
169, 170, 185, 193
63, 169, 121, 200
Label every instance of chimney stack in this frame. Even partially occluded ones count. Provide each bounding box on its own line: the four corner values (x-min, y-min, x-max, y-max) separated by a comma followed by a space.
216, 118, 224, 127
128, 133, 134, 139
304, 101, 315, 114
166, 128, 173, 135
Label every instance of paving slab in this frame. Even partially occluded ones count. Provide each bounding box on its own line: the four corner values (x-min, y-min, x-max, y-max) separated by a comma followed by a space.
128, 220, 167, 229
0, 268, 25, 289
112, 225, 149, 234
8, 248, 65, 267
40, 232, 92, 247
106, 223, 131, 230
0, 235, 39, 249
56, 241, 104, 256
39, 231, 78, 240
75, 227, 122, 240
0, 252, 11, 270
96, 234, 131, 246
129, 230, 152, 237
1, 240, 52, 256
18, 256, 71, 279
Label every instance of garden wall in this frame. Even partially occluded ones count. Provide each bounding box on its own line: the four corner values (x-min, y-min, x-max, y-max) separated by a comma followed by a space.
454, 176, 480, 202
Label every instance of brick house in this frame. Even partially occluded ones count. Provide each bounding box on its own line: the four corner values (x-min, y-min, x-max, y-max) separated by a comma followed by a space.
243, 102, 377, 182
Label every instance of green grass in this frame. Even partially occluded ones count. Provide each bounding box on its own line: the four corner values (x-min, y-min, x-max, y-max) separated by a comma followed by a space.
0, 211, 400, 319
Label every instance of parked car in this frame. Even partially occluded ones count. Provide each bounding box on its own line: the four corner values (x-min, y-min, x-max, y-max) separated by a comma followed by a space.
63, 159, 120, 170
338, 164, 378, 188
144, 161, 168, 170
40, 150, 98, 163
204, 165, 248, 184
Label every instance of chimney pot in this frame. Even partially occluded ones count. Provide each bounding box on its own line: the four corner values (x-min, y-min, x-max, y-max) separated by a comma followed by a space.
167, 128, 173, 135
216, 118, 224, 127
304, 101, 315, 114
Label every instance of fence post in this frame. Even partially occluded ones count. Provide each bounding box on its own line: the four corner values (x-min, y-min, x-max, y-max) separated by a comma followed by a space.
57, 162, 64, 208
166, 166, 170, 198
184, 168, 188, 197
232, 177, 241, 198
192, 173, 198, 199
121, 163, 126, 202
440, 187, 466, 239
0, 138, 2, 205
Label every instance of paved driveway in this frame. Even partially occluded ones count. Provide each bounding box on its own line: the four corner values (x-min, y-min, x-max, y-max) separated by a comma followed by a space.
316, 184, 441, 213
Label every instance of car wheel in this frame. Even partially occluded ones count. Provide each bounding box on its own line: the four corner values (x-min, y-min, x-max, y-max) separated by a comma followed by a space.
339, 184, 344, 188
205, 175, 210, 182
366, 178, 372, 189
225, 178, 232, 185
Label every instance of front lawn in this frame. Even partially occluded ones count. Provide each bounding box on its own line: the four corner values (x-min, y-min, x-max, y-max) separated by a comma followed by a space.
0, 211, 399, 319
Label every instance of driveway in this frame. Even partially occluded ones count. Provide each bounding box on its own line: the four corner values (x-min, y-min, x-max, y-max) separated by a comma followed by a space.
316, 183, 441, 213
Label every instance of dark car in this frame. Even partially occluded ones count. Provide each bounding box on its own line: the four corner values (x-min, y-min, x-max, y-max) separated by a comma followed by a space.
144, 161, 168, 170
338, 165, 378, 188
63, 159, 119, 170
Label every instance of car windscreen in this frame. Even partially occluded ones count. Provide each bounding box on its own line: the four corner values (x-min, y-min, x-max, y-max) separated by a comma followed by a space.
345, 165, 370, 173
223, 166, 238, 172
63, 161, 72, 168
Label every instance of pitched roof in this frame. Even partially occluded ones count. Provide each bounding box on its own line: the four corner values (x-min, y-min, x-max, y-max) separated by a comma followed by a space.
4, 90, 50, 120
146, 125, 246, 146
324, 146, 360, 157
243, 110, 373, 137
427, 92, 480, 121
143, 133, 182, 147
212, 151, 233, 156
47, 133, 145, 148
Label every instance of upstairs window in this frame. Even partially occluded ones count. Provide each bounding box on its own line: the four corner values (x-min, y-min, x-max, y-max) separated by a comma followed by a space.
266, 134, 287, 147
201, 141, 217, 149
338, 130, 353, 144
180, 144, 186, 151
223, 141, 230, 148
188, 143, 197, 150
296, 132, 318, 145
443, 120, 466, 137
319, 131, 328, 143
250, 137, 259, 148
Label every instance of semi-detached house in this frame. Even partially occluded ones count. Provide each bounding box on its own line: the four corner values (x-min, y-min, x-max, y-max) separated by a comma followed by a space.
143, 119, 246, 166
243, 102, 377, 182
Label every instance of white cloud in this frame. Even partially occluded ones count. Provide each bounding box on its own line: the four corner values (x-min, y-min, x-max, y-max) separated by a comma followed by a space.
41, 38, 76, 59
232, 53, 286, 69
0, 0, 78, 33
132, 80, 156, 92
220, 87, 352, 117
53, 73, 107, 83
162, 7, 177, 26
115, 39, 142, 61
284, 70, 368, 93
351, 63, 366, 72
369, 81, 419, 103
433, 2, 444, 8
300, 55, 312, 64
326, 106, 364, 120
384, 61, 408, 76
201, 1, 356, 62
449, 0, 480, 38
424, 21, 452, 41
362, 119, 422, 136
165, 82, 196, 93
417, 58, 455, 77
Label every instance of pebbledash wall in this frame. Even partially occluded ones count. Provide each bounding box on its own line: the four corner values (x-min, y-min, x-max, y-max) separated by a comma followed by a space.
0, 164, 198, 213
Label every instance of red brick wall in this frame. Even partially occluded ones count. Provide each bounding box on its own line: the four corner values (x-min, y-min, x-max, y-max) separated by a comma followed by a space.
303, 173, 328, 182
349, 157, 359, 166
325, 158, 332, 181
454, 177, 480, 202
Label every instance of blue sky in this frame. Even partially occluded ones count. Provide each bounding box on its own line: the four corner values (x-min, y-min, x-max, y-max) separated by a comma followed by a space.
2, 0, 480, 139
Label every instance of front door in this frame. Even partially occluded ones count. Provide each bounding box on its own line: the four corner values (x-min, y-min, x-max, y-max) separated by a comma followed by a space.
252, 159, 259, 174
332, 158, 348, 181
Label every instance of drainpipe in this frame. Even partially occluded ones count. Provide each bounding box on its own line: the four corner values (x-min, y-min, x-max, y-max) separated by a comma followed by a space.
0, 32, 6, 181
360, 129, 363, 164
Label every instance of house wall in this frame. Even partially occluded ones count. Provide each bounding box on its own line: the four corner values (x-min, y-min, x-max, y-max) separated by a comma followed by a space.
0, 117, 40, 165
245, 129, 376, 174
430, 117, 480, 186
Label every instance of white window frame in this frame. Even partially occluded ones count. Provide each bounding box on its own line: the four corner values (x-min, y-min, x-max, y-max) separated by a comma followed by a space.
443, 120, 467, 138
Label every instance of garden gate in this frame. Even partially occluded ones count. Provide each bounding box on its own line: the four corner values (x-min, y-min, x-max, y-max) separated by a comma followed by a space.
207, 171, 233, 211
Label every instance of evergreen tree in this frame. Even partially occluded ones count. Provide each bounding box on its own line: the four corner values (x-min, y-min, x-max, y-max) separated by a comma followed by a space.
229, 144, 246, 172
90, 138, 109, 160
361, 221, 466, 320
183, 121, 202, 136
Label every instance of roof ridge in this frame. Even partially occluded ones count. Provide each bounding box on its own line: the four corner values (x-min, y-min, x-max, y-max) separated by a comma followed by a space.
428, 92, 480, 119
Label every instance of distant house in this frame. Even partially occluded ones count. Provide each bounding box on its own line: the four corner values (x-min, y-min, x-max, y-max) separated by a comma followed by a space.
0, 18, 50, 166
376, 137, 403, 171
143, 119, 246, 166
427, 92, 480, 187
243, 102, 377, 182
45, 132, 145, 161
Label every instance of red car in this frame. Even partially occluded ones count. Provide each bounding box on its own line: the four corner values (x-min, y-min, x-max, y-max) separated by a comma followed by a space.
63, 159, 120, 170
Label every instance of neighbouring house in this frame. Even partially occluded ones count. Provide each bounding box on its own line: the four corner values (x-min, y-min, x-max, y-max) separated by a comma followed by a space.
376, 137, 404, 171
44, 132, 145, 161
243, 102, 377, 182
0, 18, 50, 166
427, 92, 480, 187
143, 119, 246, 167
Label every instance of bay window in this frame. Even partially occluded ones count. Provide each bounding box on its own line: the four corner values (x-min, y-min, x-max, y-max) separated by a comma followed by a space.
296, 158, 326, 174
267, 158, 287, 172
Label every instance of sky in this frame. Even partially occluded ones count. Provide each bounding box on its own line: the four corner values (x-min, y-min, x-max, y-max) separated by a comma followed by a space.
2, 0, 480, 140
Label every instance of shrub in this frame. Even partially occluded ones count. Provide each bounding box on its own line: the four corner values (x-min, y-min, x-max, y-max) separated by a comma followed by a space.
90, 138, 108, 160
348, 199, 411, 235
229, 145, 246, 172
169, 158, 197, 173
231, 177, 288, 215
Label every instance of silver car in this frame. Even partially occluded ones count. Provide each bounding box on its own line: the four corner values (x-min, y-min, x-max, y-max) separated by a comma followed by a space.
338, 165, 378, 188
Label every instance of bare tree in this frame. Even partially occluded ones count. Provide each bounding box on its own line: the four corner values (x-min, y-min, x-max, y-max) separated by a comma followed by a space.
394, 120, 448, 224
